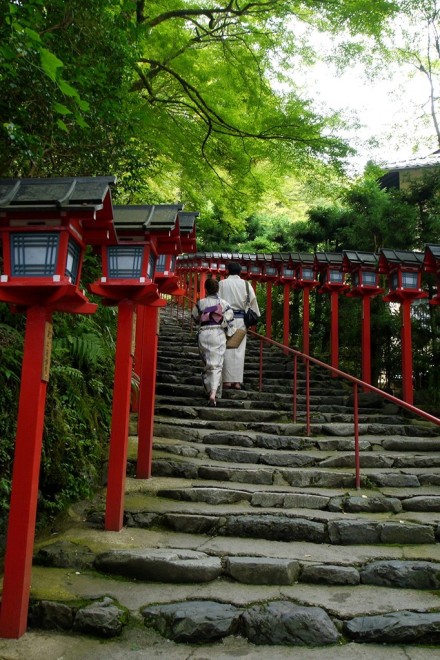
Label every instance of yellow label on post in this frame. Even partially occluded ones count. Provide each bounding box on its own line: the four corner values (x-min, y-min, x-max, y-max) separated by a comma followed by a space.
131, 311, 137, 357
42, 322, 53, 382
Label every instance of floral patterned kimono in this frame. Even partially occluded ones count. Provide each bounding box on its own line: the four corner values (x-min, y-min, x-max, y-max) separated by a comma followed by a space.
192, 294, 235, 399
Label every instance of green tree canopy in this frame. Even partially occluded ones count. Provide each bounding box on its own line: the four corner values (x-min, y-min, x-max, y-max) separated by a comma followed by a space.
1, 0, 397, 218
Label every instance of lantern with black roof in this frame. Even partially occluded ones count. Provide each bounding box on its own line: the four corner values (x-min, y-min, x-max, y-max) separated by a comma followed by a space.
257, 254, 278, 339
275, 253, 296, 348
207, 251, 220, 276
247, 253, 262, 280
0, 176, 116, 640
343, 251, 383, 385
315, 252, 349, 371
277, 253, 296, 283
240, 253, 252, 278
89, 205, 161, 306
379, 249, 425, 300
378, 249, 427, 404
88, 204, 166, 534
177, 210, 198, 254
291, 253, 319, 355
424, 244, 440, 305
0, 176, 116, 312
191, 252, 210, 297
218, 252, 231, 277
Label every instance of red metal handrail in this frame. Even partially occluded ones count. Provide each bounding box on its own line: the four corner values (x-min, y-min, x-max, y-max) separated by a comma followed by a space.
249, 328, 440, 489
171, 293, 440, 490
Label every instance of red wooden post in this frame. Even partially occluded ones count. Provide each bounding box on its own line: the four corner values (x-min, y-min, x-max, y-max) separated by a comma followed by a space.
302, 287, 310, 355
105, 299, 135, 531
353, 383, 360, 489
401, 299, 414, 405
283, 283, 290, 348
136, 305, 159, 478
361, 296, 371, 385
0, 306, 52, 638
131, 304, 145, 412
330, 290, 339, 370
200, 272, 208, 298
266, 281, 272, 339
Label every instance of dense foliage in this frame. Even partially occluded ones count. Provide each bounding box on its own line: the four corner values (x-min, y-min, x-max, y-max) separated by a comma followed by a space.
0, 253, 117, 534
0, 0, 439, 529
245, 168, 440, 407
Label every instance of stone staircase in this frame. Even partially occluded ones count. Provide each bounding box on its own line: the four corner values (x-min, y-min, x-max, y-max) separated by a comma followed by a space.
13, 308, 440, 651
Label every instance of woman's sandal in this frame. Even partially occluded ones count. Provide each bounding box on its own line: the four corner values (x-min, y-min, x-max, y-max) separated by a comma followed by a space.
233, 383, 242, 390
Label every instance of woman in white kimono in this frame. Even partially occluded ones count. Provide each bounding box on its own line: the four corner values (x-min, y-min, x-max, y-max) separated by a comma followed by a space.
192, 277, 235, 406
219, 262, 260, 390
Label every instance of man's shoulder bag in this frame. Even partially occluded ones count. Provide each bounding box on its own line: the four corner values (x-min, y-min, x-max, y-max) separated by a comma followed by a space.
244, 282, 259, 328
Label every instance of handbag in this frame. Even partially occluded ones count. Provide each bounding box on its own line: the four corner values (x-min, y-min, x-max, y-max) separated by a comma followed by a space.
226, 327, 247, 348
244, 281, 259, 328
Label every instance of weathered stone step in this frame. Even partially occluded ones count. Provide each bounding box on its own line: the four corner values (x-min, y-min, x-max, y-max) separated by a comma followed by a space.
153, 403, 419, 428
154, 403, 292, 423
33, 537, 440, 591
155, 381, 349, 402
148, 427, 440, 457
153, 437, 440, 470
155, 394, 353, 414
24, 560, 440, 647
121, 501, 440, 545
153, 484, 440, 514
151, 452, 440, 489
150, 415, 439, 441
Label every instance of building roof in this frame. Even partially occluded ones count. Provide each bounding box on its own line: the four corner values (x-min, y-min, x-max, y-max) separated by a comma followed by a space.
0, 176, 116, 211
381, 152, 440, 172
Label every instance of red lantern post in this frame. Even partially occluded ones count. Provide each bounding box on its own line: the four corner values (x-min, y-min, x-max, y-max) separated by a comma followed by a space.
379, 249, 427, 404
292, 253, 319, 355
0, 176, 116, 639
89, 235, 162, 531
277, 253, 295, 348
315, 253, 349, 371
343, 251, 383, 385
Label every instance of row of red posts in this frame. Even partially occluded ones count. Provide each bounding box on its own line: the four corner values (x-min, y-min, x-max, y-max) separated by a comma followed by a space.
177, 248, 440, 405
0, 177, 197, 639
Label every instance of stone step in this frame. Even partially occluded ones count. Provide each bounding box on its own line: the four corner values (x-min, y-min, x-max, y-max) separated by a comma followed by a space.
148, 426, 440, 453
32, 528, 440, 590
12, 307, 440, 652
156, 381, 348, 401
24, 522, 440, 647
150, 413, 440, 438
155, 395, 361, 415
151, 405, 434, 432
151, 455, 440, 489
153, 436, 440, 470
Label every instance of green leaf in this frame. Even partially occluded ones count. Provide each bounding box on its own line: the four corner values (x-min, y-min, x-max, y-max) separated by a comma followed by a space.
56, 118, 69, 132
53, 102, 72, 115
76, 98, 90, 111
24, 27, 42, 43
40, 48, 64, 82
58, 79, 79, 98
75, 115, 90, 129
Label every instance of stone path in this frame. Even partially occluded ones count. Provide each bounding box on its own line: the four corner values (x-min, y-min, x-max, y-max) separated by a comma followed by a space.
2, 307, 440, 655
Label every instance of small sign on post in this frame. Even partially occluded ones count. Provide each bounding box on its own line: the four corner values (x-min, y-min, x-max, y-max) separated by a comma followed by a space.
41, 322, 53, 382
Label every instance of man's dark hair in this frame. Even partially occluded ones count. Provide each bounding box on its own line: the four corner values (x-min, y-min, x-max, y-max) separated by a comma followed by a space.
205, 277, 219, 295
227, 261, 242, 275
